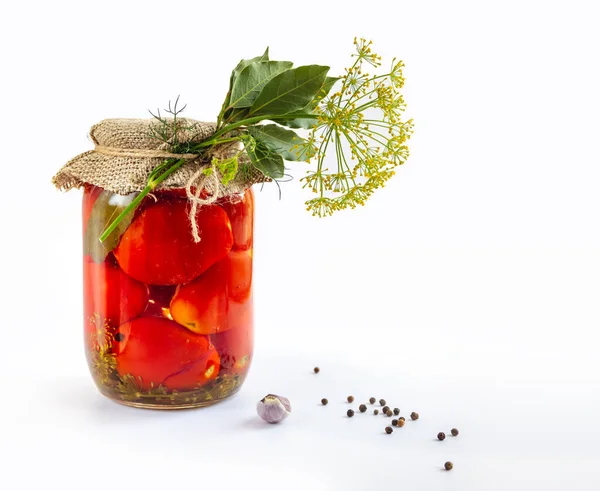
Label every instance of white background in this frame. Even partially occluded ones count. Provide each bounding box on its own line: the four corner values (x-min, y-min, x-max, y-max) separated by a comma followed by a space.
1, 0, 599, 489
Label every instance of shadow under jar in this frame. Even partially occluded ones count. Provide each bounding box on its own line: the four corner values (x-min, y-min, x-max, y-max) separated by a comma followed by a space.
82, 185, 254, 409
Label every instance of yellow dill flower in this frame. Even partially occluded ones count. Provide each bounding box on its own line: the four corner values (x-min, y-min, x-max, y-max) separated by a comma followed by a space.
299, 39, 412, 217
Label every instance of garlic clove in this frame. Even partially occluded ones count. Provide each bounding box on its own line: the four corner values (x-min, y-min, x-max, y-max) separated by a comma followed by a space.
256, 394, 291, 424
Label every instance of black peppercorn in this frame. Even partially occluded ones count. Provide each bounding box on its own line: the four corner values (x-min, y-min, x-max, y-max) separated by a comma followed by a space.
437, 432, 446, 441
451, 428, 459, 436
382, 406, 390, 413
399, 416, 405, 421
397, 419, 405, 427
359, 404, 367, 413
379, 399, 386, 406
321, 398, 328, 405
410, 412, 419, 420
373, 409, 379, 415
347, 409, 355, 417
392, 419, 398, 426
313, 367, 320, 373
444, 461, 453, 471
347, 395, 354, 403
393, 408, 400, 415
385, 426, 393, 434
385, 409, 393, 417
114, 332, 125, 342
369, 397, 376, 404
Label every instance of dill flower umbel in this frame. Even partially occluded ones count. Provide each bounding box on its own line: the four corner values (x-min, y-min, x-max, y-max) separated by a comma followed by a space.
302, 38, 413, 216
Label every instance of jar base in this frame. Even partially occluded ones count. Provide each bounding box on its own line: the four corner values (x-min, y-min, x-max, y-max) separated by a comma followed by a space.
110, 393, 234, 410
96, 372, 245, 410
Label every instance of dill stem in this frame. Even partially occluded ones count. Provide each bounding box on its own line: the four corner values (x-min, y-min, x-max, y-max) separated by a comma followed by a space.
361, 119, 394, 128
355, 126, 391, 148
351, 98, 378, 114
338, 130, 358, 186
338, 57, 361, 104
316, 128, 334, 198
343, 131, 370, 162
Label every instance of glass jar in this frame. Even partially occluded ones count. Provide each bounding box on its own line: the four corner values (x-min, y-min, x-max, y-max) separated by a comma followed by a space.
82, 185, 254, 409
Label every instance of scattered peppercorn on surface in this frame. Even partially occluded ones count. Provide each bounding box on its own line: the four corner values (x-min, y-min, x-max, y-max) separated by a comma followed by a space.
237, 356, 472, 485
317, 384, 458, 469
251, 360, 465, 478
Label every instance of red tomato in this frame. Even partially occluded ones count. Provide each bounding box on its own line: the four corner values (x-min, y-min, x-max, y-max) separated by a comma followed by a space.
211, 301, 253, 374
114, 200, 233, 285
115, 317, 220, 391
83, 257, 149, 330
227, 249, 253, 302
169, 250, 252, 334
170, 259, 229, 335
219, 189, 254, 251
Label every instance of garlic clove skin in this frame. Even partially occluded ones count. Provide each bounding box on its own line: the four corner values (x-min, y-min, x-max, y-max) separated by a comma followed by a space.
256, 394, 291, 424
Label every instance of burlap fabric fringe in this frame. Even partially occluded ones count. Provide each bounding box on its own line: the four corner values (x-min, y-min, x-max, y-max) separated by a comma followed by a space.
52, 118, 266, 242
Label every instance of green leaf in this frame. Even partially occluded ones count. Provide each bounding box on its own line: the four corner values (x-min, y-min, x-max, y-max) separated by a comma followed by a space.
221, 48, 270, 121
317, 76, 340, 102
230, 61, 293, 108
248, 124, 315, 161
225, 107, 250, 123
275, 112, 319, 130
249, 65, 330, 117
277, 76, 339, 129
84, 190, 138, 262
232, 47, 270, 79
245, 139, 285, 179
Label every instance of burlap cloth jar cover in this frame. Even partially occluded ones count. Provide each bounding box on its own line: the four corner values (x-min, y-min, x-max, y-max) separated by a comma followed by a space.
52, 117, 263, 197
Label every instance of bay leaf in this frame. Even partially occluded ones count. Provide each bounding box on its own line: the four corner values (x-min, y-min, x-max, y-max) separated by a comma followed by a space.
275, 111, 320, 130
230, 61, 293, 108
84, 190, 138, 263
226, 107, 250, 123
277, 76, 339, 129
222, 48, 270, 121
249, 65, 330, 117
248, 124, 315, 162
232, 47, 270, 81
245, 140, 285, 179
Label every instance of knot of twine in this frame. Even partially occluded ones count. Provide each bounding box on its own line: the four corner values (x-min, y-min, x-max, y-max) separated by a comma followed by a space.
94, 144, 223, 243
